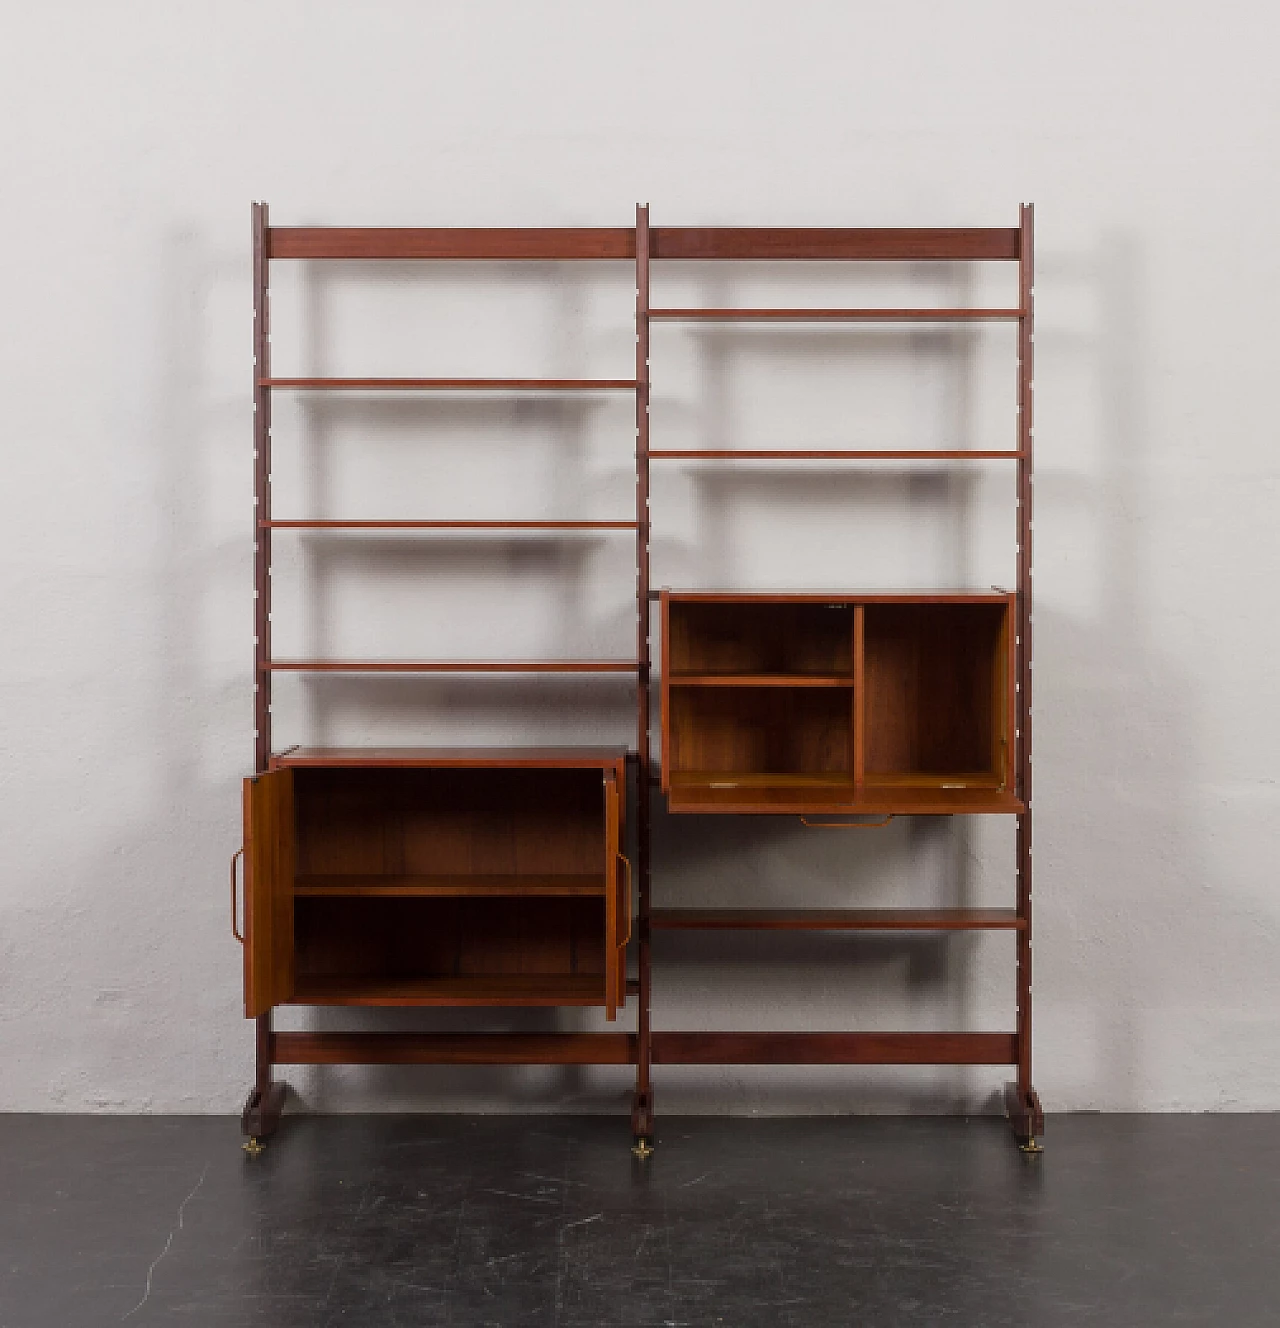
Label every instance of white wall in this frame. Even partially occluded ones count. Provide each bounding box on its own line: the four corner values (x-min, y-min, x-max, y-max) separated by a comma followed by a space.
2, 0, 1277, 1115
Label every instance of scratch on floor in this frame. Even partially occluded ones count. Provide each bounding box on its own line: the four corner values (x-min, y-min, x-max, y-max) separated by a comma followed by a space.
121, 1161, 209, 1320
680, 1172, 710, 1188
560, 1212, 603, 1231
483, 1188, 559, 1204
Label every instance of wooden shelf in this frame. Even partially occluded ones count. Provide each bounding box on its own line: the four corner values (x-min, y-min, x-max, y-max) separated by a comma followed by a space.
650, 307, 1022, 321
273, 1031, 637, 1065
651, 449, 1022, 460
266, 659, 638, 673
295, 873, 605, 898
290, 974, 608, 1007
668, 673, 855, 688
261, 377, 636, 391
651, 1031, 1018, 1065
263, 519, 637, 530
651, 908, 1023, 931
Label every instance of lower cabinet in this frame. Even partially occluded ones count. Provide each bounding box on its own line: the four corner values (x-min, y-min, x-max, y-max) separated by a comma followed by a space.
241, 749, 631, 1020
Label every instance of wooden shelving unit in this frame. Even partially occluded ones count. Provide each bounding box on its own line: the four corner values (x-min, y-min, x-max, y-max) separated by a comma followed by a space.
234, 206, 1041, 1156
234, 208, 652, 1152
638, 213, 1042, 1152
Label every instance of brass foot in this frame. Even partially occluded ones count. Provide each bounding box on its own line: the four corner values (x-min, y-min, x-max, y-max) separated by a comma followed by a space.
1019, 1137, 1044, 1155
242, 1136, 266, 1158
631, 1136, 653, 1160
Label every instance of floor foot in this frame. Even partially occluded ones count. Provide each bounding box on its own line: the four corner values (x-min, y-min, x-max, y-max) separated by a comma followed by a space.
1004, 1081, 1045, 1151
241, 1080, 287, 1146
630, 1087, 653, 1142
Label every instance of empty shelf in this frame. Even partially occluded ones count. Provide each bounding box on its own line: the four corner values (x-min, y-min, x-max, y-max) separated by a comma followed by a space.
650, 449, 1022, 460
651, 908, 1023, 931
651, 1031, 1018, 1065
262, 519, 637, 530
650, 307, 1022, 321
261, 377, 636, 390
266, 659, 639, 673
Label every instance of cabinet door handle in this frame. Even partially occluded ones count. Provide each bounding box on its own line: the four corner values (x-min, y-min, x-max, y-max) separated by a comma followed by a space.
231, 848, 244, 943
617, 852, 633, 948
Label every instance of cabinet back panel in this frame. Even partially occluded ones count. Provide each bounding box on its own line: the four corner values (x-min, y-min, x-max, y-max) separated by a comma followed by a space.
669, 602, 854, 676
294, 768, 605, 878
295, 897, 605, 980
669, 686, 853, 775
863, 604, 1005, 775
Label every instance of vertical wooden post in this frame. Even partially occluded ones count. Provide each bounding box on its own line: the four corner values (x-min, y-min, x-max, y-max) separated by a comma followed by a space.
632, 204, 654, 1146
1011, 202, 1042, 1140
252, 202, 272, 775
250, 202, 276, 1126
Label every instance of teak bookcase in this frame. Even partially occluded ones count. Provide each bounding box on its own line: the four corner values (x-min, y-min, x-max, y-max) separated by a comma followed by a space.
235, 206, 1040, 1156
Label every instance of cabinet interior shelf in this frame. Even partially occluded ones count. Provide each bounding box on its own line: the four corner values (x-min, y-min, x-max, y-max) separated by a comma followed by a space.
295, 873, 605, 898
669, 674, 854, 688
290, 974, 608, 1007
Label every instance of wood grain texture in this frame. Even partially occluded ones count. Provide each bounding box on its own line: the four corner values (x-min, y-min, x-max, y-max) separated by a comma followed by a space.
862, 601, 1009, 778
242, 770, 294, 1017
668, 601, 854, 676
604, 771, 620, 1020
650, 228, 1021, 262
651, 1032, 1018, 1065
668, 687, 853, 781
268, 227, 636, 261
272, 1031, 637, 1064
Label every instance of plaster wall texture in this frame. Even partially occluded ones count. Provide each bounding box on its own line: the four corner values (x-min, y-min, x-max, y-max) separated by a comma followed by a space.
1, 0, 1277, 1114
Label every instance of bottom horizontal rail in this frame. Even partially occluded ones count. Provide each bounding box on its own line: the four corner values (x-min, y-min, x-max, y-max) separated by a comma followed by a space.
273, 1032, 637, 1066
651, 1031, 1016, 1065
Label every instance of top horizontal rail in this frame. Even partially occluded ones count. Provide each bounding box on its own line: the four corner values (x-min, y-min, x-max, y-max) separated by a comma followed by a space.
267, 228, 636, 261
265, 226, 1021, 263
650, 227, 1021, 262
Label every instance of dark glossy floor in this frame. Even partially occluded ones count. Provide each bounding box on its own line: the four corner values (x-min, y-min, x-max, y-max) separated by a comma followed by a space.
2, 1113, 1277, 1326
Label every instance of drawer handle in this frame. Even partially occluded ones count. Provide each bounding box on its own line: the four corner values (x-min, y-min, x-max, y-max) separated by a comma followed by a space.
799, 814, 895, 829
231, 848, 244, 942
617, 852, 633, 948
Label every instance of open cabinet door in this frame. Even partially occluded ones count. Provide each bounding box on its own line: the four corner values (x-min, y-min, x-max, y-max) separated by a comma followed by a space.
242, 769, 295, 1017
602, 775, 626, 1019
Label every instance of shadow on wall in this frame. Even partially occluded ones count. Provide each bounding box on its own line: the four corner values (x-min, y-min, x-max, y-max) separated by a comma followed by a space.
104, 229, 1257, 1116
